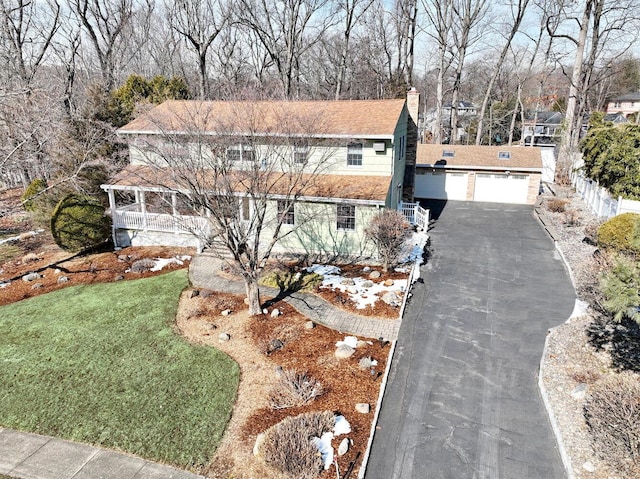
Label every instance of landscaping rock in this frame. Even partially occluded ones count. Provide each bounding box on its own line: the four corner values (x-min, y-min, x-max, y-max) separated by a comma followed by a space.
117, 254, 128, 262
57, 276, 70, 284
31, 282, 43, 290
383, 279, 394, 287
218, 332, 231, 342
582, 461, 595, 473
114, 275, 125, 281
361, 280, 374, 288
270, 308, 281, 317
355, 403, 370, 414
208, 323, 218, 330
22, 272, 40, 282
262, 308, 268, 315
362, 266, 371, 273
200, 290, 212, 298
368, 270, 381, 279
381, 291, 401, 307
356, 340, 368, 349
269, 339, 284, 352
338, 438, 350, 456
347, 286, 358, 294
274, 365, 284, 377
304, 321, 315, 329
335, 344, 355, 359
190, 289, 200, 298
244, 297, 250, 305
54, 268, 61, 274
221, 309, 232, 316
571, 383, 588, 400
341, 278, 356, 286
253, 432, 265, 456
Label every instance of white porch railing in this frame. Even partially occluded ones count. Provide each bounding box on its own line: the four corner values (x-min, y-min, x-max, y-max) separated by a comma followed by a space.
113, 210, 210, 236
398, 202, 430, 230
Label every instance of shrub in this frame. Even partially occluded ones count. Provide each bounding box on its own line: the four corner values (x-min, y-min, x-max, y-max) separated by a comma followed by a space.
365, 209, 411, 272
21, 179, 47, 212
50, 194, 111, 251
584, 373, 640, 475
260, 411, 335, 479
597, 213, 640, 255
269, 369, 323, 409
546, 198, 568, 213
600, 255, 640, 323
583, 220, 602, 245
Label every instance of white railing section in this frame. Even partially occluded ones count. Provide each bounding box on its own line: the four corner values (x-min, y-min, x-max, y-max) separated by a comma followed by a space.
113, 210, 210, 236
572, 173, 640, 219
398, 201, 430, 230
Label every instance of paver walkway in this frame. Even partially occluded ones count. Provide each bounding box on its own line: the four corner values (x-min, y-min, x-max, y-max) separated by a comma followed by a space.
0, 428, 201, 479
189, 255, 401, 341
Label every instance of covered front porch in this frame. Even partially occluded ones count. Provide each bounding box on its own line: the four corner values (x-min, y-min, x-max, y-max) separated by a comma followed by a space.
101, 185, 211, 250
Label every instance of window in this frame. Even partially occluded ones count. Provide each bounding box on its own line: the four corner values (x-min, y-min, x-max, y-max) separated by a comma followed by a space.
442, 150, 455, 157
347, 142, 363, 166
498, 151, 511, 159
243, 145, 255, 162
278, 200, 295, 225
227, 146, 241, 161
337, 204, 355, 230
294, 144, 309, 164
615, 102, 621, 108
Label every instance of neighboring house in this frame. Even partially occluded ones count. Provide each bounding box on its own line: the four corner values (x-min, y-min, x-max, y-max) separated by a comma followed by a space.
422, 100, 478, 144
101, 98, 418, 258
414, 145, 542, 205
521, 111, 563, 147
606, 92, 640, 119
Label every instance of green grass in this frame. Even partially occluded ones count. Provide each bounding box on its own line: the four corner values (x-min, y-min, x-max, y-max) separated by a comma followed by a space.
0, 270, 239, 468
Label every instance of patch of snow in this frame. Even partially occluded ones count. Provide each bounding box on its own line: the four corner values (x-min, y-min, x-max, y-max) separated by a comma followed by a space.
319, 270, 407, 309
0, 229, 44, 245
149, 255, 190, 272
307, 264, 341, 275
569, 299, 590, 319
397, 230, 429, 266
0, 282, 10, 288
334, 415, 351, 436
336, 336, 358, 348
311, 432, 334, 470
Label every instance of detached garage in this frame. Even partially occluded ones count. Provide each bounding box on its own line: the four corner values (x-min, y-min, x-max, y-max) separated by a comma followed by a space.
415, 145, 543, 205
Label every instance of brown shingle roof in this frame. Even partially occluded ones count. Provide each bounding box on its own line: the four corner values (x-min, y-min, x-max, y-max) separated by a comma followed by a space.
118, 99, 407, 139
416, 144, 542, 171
105, 165, 390, 203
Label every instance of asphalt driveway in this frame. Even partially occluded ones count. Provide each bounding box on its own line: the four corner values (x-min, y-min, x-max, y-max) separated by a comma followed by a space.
365, 201, 576, 479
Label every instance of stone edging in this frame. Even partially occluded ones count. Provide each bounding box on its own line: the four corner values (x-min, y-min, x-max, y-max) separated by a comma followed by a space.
534, 205, 578, 479
357, 257, 421, 478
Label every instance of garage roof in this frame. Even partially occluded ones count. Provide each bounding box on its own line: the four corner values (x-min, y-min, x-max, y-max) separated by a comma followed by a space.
416, 145, 543, 171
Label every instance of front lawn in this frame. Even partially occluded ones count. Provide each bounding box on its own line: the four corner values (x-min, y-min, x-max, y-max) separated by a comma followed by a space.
0, 270, 239, 469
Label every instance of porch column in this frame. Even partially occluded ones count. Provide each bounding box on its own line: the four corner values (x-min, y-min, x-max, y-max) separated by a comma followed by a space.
172, 192, 179, 234
106, 187, 118, 248
140, 190, 147, 230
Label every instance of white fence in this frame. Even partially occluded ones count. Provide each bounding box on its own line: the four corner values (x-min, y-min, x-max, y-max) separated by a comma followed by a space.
399, 202, 430, 230
572, 173, 640, 219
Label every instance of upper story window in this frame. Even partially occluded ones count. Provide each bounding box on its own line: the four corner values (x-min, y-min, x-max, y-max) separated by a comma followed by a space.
294, 144, 309, 164
337, 204, 356, 230
347, 142, 363, 167
442, 150, 455, 157
498, 151, 511, 159
227, 144, 254, 162
278, 200, 295, 225
614, 102, 622, 108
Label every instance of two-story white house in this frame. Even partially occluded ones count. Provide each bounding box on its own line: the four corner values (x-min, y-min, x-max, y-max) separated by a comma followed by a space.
101, 98, 418, 259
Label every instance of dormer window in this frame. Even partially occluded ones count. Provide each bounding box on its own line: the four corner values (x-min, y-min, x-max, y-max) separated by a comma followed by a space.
442, 150, 455, 157
498, 151, 511, 159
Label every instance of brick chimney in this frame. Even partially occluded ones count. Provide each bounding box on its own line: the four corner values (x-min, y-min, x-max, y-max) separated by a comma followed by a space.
407, 87, 419, 126
403, 87, 419, 203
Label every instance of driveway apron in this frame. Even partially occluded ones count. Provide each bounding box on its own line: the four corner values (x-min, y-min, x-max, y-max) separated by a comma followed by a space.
365, 201, 576, 479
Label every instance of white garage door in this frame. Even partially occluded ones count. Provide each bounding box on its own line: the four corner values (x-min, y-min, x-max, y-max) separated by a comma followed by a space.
415, 170, 468, 200
473, 173, 529, 204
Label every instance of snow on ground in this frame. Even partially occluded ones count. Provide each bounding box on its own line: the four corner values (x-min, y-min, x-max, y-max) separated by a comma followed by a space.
396, 230, 429, 268
149, 255, 191, 272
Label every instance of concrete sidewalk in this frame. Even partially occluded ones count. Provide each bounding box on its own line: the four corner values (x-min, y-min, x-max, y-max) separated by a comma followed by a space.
189, 255, 401, 341
0, 428, 202, 479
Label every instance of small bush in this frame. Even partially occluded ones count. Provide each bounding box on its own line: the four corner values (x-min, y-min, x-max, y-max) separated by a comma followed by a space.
547, 198, 568, 213
21, 179, 47, 212
583, 220, 602, 245
130, 258, 156, 273
563, 209, 581, 226
584, 373, 640, 475
269, 369, 323, 409
365, 209, 411, 272
600, 255, 640, 323
260, 411, 335, 479
597, 213, 640, 255
50, 194, 111, 251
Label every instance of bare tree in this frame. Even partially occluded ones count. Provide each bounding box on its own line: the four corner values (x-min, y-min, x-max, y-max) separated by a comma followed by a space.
474, 0, 530, 144
393, 0, 419, 89
167, 0, 229, 99
138, 102, 339, 314
334, 0, 374, 99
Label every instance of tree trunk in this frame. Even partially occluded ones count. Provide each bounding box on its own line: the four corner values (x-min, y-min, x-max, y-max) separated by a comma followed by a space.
245, 276, 262, 316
